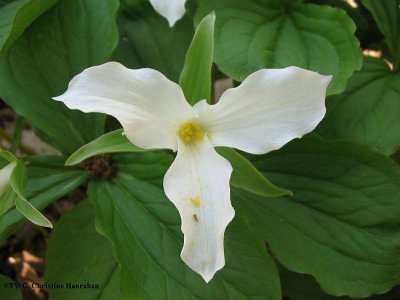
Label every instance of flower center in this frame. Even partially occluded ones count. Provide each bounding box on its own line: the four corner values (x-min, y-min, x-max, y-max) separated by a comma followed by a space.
179, 121, 204, 143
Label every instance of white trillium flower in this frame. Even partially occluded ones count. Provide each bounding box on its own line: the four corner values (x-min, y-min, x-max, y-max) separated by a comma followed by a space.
0, 162, 16, 196
149, 0, 186, 27
54, 62, 331, 282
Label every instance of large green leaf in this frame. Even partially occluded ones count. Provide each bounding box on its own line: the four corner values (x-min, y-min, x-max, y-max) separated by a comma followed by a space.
46, 200, 121, 300
318, 56, 400, 155
179, 12, 215, 105
0, 0, 119, 154
114, 4, 193, 82
362, 0, 400, 70
89, 152, 281, 299
235, 135, 400, 298
0, 157, 87, 242
0, 0, 58, 54
196, 0, 362, 95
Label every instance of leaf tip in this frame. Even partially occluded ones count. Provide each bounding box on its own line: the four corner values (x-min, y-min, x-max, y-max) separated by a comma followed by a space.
65, 156, 78, 166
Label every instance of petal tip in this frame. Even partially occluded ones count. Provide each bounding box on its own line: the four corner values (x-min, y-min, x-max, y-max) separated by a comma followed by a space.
201, 272, 214, 283
319, 73, 333, 86
167, 19, 177, 27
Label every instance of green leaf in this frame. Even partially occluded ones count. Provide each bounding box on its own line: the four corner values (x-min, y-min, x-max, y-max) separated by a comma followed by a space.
280, 268, 349, 300
66, 129, 148, 166
318, 56, 400, 155
0, 273, 22, 300
89, 152, 281, 299
8, 159, 52, 228
114, 5, 193, 82
195, 0, 362, 95
216, 147, 292, 197
46, 200, 121, 300
179, 12, 215, 105
0, 0, 119, 155
0, 187, 16, 218
14, 196, 52, 228
280, 268, 399, 300
235, 135, 400, 298
362, 0, 400, 70
0, 150, 16, 163
9, 160, 27, 200
0, 157, 87, 241
0, 153, 16, 217
0, 0, 58, 54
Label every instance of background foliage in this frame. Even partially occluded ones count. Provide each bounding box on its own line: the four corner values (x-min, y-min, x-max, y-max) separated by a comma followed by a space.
0, 0, 400, 299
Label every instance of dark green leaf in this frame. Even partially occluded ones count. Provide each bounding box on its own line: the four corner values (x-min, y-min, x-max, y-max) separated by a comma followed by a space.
114, 7, 193, 82
196, 0, 362, 95
362, 0, 400, 70
89, 152, 281, 299
0, 157, 87, 242
179, 12, 214, 105
235, 136, 400, 297
216, 147, 292, 197
46, 200, 121, 300
0, 0, 119, 154
280, 268, 350, 300
280, 268, 399, 300
66, 129, 148, 166
0, 0, 58, 54
318, 56, 400, 155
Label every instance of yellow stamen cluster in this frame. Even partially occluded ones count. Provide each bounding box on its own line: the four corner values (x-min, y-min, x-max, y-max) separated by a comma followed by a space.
191, 195, 201, 206
179, 121, 204, 143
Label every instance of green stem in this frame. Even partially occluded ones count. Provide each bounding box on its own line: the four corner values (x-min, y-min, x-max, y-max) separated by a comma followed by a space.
10, 116, 24, 153
0, 126, 35, 155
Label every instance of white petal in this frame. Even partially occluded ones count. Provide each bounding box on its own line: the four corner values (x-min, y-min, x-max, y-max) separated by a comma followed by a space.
195, 67, 332, 154
0, 162, 16, 196
54, 62, 195, 151
163, 137, 234, 282
149, 0, 186, 27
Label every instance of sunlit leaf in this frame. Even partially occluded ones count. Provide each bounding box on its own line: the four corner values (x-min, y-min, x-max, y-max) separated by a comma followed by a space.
318, 56, 400, 155
196, 0, 362, 95
179, 12, 215, 105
